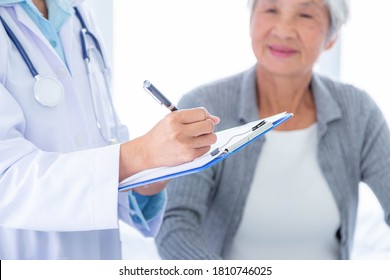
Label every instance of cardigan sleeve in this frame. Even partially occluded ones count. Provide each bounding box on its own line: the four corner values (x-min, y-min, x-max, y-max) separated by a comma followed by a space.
155, 166, 222, 259
359, 93, 390, 227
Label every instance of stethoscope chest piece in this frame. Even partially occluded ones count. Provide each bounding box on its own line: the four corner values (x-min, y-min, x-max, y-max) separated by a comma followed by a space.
34, 76, 65, 107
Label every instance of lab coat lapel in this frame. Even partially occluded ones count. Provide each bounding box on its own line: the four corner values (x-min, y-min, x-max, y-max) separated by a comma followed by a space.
58, 13, 74, 67
72, 0, 86, 6
61, 0, 88, 69
12, 5, 65, 65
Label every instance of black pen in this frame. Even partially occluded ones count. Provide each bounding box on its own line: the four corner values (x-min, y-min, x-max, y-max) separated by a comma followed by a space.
143, 80, 179, 111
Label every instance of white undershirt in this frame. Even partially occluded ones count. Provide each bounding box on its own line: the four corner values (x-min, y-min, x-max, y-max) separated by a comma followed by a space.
228, 124, 340, 260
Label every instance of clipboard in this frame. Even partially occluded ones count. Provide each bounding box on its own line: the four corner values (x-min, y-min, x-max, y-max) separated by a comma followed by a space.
119, 112, 293, 190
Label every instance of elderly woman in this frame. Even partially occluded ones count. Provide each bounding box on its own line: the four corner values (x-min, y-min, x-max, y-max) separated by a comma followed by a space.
155, 0, 390, 260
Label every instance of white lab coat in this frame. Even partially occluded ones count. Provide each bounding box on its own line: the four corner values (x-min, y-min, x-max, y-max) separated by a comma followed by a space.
0, 1, 162, 259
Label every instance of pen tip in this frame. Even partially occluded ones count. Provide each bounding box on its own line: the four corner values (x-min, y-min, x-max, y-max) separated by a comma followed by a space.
143, 80, 151, 87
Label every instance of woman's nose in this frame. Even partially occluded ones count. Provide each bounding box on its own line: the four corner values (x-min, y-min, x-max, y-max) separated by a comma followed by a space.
270, 17, 297, 40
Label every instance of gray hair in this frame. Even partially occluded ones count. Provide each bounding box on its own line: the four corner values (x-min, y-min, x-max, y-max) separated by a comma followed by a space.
247, 0, 350, 39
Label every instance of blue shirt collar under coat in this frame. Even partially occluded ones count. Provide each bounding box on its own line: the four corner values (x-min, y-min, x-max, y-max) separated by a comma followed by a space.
0, 0, 77, 31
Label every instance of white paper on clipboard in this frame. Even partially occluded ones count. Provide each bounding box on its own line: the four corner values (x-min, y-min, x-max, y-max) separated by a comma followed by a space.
119, 112, 293, 190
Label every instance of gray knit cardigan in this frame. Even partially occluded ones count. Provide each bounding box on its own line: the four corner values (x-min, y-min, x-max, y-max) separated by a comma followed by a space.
155, 66, 390, 260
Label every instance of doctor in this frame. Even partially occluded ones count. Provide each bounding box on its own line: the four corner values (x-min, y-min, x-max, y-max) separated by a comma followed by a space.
0, 0, 219, 259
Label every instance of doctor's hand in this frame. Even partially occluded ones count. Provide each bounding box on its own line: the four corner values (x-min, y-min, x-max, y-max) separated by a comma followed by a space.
131, 180, 169, 196
119, 107, 220, 181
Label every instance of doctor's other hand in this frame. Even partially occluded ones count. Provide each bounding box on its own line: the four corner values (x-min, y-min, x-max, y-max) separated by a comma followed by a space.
119, 107, 220, 181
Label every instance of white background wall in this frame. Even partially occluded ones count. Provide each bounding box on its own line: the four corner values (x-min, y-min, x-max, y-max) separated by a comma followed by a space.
112, 0, 255, 139
340, 1, 390, 122
89, 0, 390, 260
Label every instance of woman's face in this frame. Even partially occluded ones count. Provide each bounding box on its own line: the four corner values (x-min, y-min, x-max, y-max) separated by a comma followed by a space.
250, 0, 333, 77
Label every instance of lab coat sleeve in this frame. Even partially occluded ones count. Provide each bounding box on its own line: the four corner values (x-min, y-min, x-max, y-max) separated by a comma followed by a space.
0, 83, 121, 232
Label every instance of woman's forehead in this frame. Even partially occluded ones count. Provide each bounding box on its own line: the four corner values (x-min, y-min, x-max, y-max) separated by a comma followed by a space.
257, 0, 325, 8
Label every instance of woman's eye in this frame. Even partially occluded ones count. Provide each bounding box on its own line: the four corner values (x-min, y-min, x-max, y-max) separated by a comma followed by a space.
299, 13, 313, 19
265, 8, 278, 13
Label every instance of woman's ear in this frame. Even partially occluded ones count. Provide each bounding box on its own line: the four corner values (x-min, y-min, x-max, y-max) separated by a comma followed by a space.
324, 34, 338, 51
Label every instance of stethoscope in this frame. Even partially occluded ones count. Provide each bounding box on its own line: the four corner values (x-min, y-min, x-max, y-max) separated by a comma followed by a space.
0, 7, 120, 144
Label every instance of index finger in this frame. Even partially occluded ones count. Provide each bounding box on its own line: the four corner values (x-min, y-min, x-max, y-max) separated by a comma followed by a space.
175, 107, 215, 124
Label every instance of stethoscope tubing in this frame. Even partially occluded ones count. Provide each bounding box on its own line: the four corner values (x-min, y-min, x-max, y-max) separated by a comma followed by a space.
0, 16, 39, 78
0, 8, 107, 80
75, 7, 105, 66
75, 7, 119, 143
0, 6, 120, 143
0, 7, 119, 143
